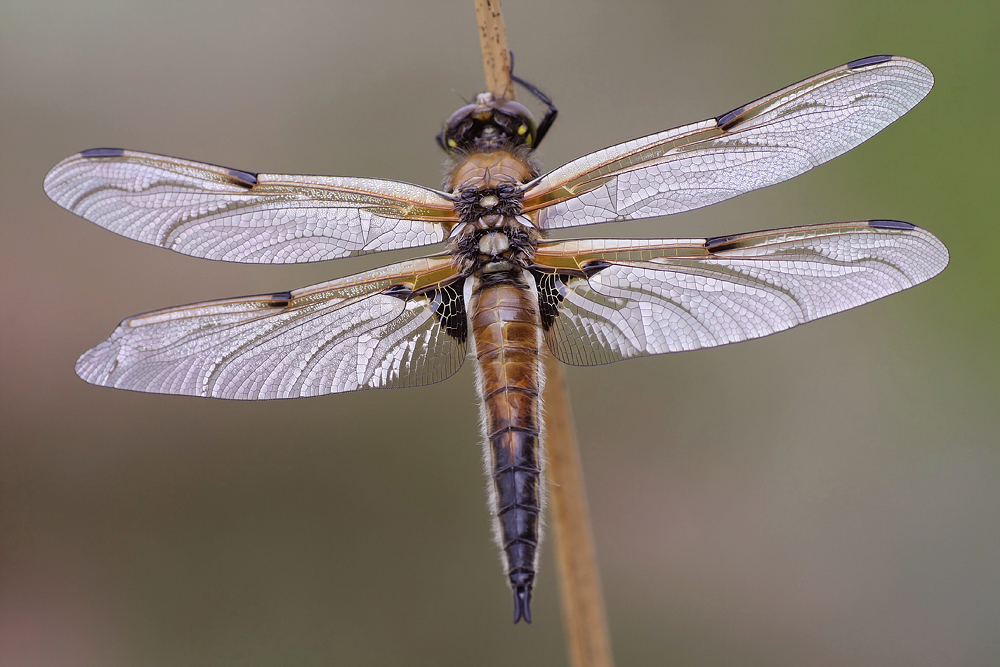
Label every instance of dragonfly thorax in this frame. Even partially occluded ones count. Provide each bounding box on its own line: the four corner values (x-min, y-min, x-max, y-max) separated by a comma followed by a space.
448, 149, 540, 275
449, 215, 540, 275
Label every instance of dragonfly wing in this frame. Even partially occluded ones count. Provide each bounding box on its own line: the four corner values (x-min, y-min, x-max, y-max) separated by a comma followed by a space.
532, 220, 947, 365
44, 149, 459, 263
76, 256, 469, 398
523, 56, 933, 230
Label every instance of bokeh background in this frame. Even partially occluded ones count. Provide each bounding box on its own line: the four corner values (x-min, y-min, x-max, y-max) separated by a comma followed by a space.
2, 1, 997, 665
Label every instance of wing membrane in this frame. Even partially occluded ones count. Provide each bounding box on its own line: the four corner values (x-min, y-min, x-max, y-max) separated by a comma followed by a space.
523, 56, 933, 230
532, 220, 948, 365
44, 149, 459, 263
76, 256, 469, 398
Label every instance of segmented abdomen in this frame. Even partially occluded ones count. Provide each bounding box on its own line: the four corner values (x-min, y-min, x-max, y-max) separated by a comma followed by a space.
467, 270, 544, 623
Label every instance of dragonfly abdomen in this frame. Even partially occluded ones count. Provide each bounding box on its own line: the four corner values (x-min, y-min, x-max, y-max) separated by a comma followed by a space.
467, 270, 544, 624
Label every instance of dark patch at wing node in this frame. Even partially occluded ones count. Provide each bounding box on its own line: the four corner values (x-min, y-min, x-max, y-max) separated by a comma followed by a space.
227, 168, 258, 187
582, 260, 611, 277
80, 147, 125, 158
869, 219, 915, 230
705, 234, 740, 252
715, 106, 746, 131
266, 291, 292, 307
847, 55, 894, 69
382, 284, 413, 300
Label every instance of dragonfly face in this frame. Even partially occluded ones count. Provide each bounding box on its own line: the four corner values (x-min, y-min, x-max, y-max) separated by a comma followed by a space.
44, 54, 949, 624
439, 92, 539, 153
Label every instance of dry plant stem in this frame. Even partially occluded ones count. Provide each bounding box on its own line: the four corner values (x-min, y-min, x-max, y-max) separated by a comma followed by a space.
472, 2, 615, 664
542, 354, 615, 667
474, 0, 515, 100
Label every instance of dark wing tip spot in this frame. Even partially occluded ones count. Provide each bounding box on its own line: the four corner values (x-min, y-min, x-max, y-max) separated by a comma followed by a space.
715, 105, 746, 131
847, 55, 894, 69
705, 234, 739, 252
869, 219, 915, 230
80, 147, 125, 158
227, 168, 258, 187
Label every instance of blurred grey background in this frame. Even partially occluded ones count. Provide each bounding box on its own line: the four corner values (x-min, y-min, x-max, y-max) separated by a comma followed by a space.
2, 1, 997, 665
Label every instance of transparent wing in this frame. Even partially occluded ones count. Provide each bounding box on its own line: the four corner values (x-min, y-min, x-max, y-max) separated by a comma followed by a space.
522, 56, 933, 230
44, 149, 459, 263
531, 220, 948, 365
76, 256, 469, 399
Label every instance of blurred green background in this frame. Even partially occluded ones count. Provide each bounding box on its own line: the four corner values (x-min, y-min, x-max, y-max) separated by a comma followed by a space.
2, 1, 997, 665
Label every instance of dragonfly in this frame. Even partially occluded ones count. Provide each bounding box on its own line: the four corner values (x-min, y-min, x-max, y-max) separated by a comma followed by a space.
44, 54, 948, 624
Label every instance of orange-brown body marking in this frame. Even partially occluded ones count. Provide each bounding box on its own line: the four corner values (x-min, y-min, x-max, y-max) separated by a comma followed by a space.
467, 270, 544, 620
448, 150, 534, 191
438, 92, 549, 623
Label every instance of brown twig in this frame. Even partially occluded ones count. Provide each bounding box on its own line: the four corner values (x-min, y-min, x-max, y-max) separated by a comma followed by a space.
474, 0, 515, 100
472, 2, 615, 665
542, 356, 616, 667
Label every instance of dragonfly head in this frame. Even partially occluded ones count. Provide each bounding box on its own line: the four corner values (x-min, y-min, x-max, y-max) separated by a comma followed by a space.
437, 92, 538, 154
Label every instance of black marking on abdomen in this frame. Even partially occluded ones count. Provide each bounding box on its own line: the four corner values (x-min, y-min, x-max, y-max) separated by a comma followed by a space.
489, 425, 541, 624
848, 54, 894, 69
471, 274, 543, 623
80, 147, 125, 158
869, 219, 915, 230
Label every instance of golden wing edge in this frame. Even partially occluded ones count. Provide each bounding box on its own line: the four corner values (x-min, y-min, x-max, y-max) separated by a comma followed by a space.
520, 55, 933, 214
534, 219, 949, 278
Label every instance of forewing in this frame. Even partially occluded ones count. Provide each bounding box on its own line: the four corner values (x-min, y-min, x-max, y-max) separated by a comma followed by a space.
532, 221, 948, 365
523, 56, 933, 230
76, 256, 469, 398
44, 149, 459, 263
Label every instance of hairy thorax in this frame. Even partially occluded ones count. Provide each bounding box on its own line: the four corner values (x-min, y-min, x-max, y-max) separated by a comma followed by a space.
446, 150, 541, 276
